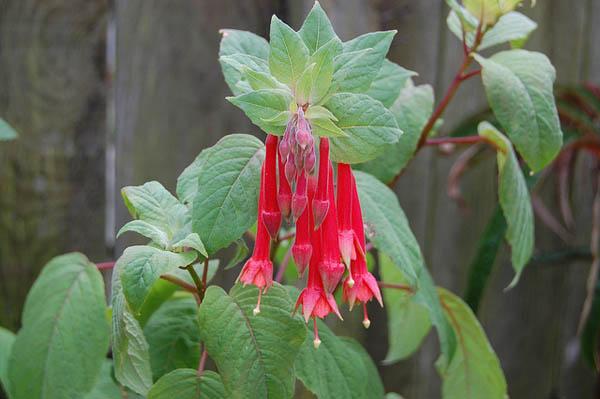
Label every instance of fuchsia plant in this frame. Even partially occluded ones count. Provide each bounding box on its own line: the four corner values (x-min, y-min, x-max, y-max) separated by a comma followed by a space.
0, 2, 568, 399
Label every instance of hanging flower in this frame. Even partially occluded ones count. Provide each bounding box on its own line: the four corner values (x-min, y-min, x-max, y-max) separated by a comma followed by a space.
312, 137, 330, 230
337, 163, 356, 269
261, 134, 282, 239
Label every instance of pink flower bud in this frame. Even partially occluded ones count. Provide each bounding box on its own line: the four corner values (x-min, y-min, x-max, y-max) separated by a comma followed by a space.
285, 153, 297, 185
296, 109, 312, 150
304, 148, 316, 173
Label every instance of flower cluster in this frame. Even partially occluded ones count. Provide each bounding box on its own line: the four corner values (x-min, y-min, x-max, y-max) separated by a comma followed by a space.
238, 110, 383, 348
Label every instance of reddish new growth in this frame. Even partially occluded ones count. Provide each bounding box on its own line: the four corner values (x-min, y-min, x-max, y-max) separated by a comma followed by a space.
238, 109, 384, 347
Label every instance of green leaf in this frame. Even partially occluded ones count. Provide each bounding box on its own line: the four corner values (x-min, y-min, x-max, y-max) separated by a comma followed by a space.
445, 0, 479, 30
366, 60, 416, 107
269, 15, 309, 85
224, 238, 249, 270
325, 93, 402, 163
144, 297, 202, 380
380, 254, 431, 364
437, 288, 507, 399
310, 117, 347, 138
462, 0, 522, 25
198, 284, 306, 399
242, 67, 286, 91
448, 11, 536, 51
118, 220, 170, 248
0, 327, 15, 394
177, 149, 212, 206
219, 29, 269, 60
111, 259, 153, 395
463, 206, 506, 313
357, 81, 434, 183
343, 30, 396, 56
294, 318, 383, 399
295, 63, 316, 105
478, 122, 534, 287
119, 245, 197, 314
354, 171, 456, 365
148, 369, 225, 399
298, 1, 338, 54
219, 54, 271, 96
227, 89, 293, 134
192, 134, 265, 255
121, 181, 189, 241
476, 50, 562, 171
171, 233, 208, 257
309, 38, 341, 104
385, 394, 405, 399
305, 105, 337, 121
84, 360, 122, 399
8, 253, 110, 399
0, 118, 18, 141
331, 49, 375, 94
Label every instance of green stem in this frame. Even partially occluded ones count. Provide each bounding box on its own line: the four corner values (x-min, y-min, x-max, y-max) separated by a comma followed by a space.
186, 263, 204, 299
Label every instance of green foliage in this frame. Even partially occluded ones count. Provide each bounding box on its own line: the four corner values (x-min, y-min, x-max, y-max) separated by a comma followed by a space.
380, 254, 431, 363
479, 122, 534, 287
144, 297, 202, 380
198, 284, 306, 399
192, 134, 265, 255
295, 319, 384, 399
437, 288, 507, 399
84, 360, 122, 399
269, 15, 310, 85
8, 253, 110, 399
476, 50, 563, 172
0, 327, 15, 394
0, 118, 18, 141
298, 2, 339, 54
365, 60, 417, 108
227, 89, 293, 134
148, 369, 225, 399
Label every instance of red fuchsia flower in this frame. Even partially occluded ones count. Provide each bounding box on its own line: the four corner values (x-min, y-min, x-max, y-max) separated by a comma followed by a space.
337, 163, 356, 270
292, 170, 308, 221
317, 164, 345, 293
292, 177, 316, 276
237, 165, 274, 316
342, 174, 383, 328
312, 137, 330, 230
277, 143, 292, 220
261, 134, 282, 239
294, 185, 342, 348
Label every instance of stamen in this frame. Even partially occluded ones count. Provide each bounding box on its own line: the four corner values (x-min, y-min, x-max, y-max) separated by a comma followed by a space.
253, 288, 263, 316
362, 303, 370, 329
313, 317, 321, 349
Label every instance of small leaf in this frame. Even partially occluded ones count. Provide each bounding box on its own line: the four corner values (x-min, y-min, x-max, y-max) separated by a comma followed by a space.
84, 360, 122, 399
8, 253, 110, 399
224, 238, 249, 270
309, 38, 341, 103
219, 29, 269, 60
294, 318, 383, 399
242, 67, 286, 91
478, 122, 534, 287
219, 53, 271, 96
437, 288, 507, 399
355, 171, 456, 365
171, 233, 208, 257
296, 63, 316, 105
325, 93, 402, 163
112, 261, 153, 395
227, 89, 293, 134
119, 245, 197, 314
192, 134, 265, 255
305, 105, 337, 121
476, 50, 563, 171
269, 15, 309, 85
310, 117, 347, 138
366, 60, 417, 107
298, 1, 339, 54
0, 118, 18, 141
118, 220, 170, 248
144, 297, 202, 379
0, 327, 15, 394
148, 369, 225, 399
198, 284, 306, 399
380, 254, 431, 364
357, 81, 434, 183
121, 181, 189, 241
462, 0, 521, 25
445, 0, 479, 30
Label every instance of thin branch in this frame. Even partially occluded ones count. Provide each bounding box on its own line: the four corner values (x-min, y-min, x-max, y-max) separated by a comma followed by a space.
160, 275, 201, 304
275, 245, 293, 283
424, 135, 486, 147
460, 69, 481, 81
197, 345, 208, 376
531, 194, 574, 243
185, 264, 204, 300
447, 143, 483, 209
378, 281, 415, 293
200, 258, 209, 301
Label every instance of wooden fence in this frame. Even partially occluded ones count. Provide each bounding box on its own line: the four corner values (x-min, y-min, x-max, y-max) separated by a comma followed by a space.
0, 0, 598, 397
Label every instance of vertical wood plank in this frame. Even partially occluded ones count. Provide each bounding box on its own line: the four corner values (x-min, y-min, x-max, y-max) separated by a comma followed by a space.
0, 0, 108, 329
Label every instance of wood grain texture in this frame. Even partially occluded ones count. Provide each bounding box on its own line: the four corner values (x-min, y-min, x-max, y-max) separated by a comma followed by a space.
0, 0, 108, 330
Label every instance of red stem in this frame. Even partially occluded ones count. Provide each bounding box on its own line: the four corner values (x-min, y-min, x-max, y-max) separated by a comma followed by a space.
424, 135, 486, 146
96, 261, 115, 270
378, 281, 415, 293
197, 345, 208, 376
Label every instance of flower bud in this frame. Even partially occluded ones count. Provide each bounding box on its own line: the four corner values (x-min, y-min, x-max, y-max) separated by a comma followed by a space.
291, 170, 308, 221
313, 138, 330, 229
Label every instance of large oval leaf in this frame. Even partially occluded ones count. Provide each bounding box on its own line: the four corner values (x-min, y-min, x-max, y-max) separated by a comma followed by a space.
84, 359, 122, 399
326, 93, 402, 164
144, 297, 202, 380
294, 318, 384, 399
148, 369, 225, 399
198, 284, 306, 399
192, 134, 265, 255
354, 171, 456, 365
8, 253, 110, 399
437, 288, 507, 399
269, 15, 309, 85
476, 50, 562, 172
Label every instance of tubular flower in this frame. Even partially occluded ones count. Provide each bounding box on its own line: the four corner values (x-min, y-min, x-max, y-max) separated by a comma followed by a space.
317, 164, 345, 293
342, 172, 383, 328
312, 137, 330, 230
292, 177, 316, 276
295, 188, 342, 348
261, 134, 282, 239
336, 163, 356, 269
277, 143, 292, 220
237, 165, 273, 315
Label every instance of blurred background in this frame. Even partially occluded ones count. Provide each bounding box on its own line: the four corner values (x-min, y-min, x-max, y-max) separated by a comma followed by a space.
0, 0, 598, 398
